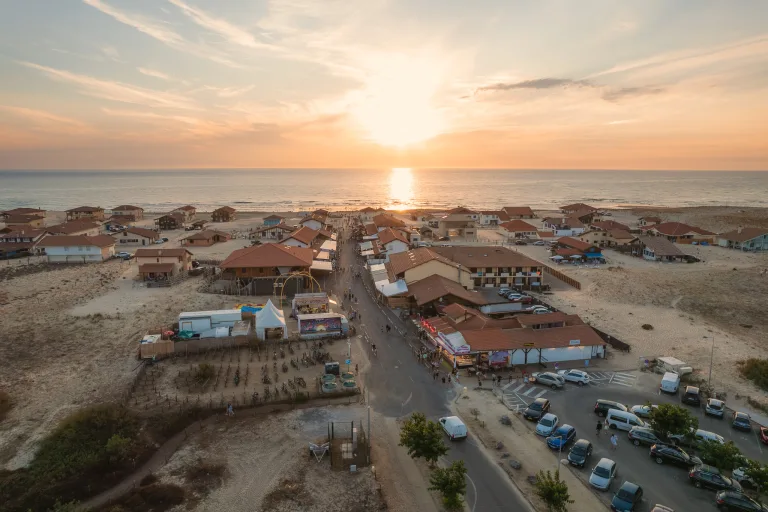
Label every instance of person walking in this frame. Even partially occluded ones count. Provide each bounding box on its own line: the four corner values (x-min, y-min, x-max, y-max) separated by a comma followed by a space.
595, 421, 603, 436
610, 433, 618, 451
442, 376, 446, 385
448, 375, 452, 384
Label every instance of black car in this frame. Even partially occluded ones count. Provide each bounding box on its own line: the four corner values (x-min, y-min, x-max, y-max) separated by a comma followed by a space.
595, 399, 628, 417
567, 439, 593, 468
650, 444, 701, 468
689, 464, 742, 492
628, 427, 664, 447
611, 481, 643, 511
732, 412, 752, 432
716, 490, 768, 511
523, 398, 551, 421
682, 386, 701, 407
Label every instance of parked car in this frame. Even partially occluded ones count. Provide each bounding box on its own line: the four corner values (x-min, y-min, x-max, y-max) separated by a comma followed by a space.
689, 464, 742, 492
532, 372, 565, 389
705, 398, 726, 418
567, 439, 593, 468
514, 240, 527, 245
523, 398, 551, 421
116, 251, 132, 260
669, 428, 724, 449
498, 287, 512, 296
533, 240, 546, 246
606, 409, 646, 432
558, 369, 591, 386
438, 416, 468, 441
589, 458, 617, 491
649, 444, 701, 468
732, 467, 758, 490
681, 386, 701, 407
154, 239, 164, 244
536, 413, 559, 436
627, 427, 664, 447
630, 404, 658, 419
532, 308, 551, 315
547, 425, 576, 449
611, 481, 643, 512
732, 412, 752, 432
760, 426, 768, 445
595, 399, 628, 417
437, 236, 450, 241
715, 490, 768, 511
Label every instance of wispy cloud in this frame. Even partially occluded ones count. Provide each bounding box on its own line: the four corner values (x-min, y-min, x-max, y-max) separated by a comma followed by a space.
82, 0, 242, 68
0, 105, 90, 129
21, 61, 199, 110
167, 0, 276, 50
101, 45, 121, 61
137, 67, 171, 81
475, 78, 592, 93
101, 107, 199, 125
601, 86, 664, 102
194, 85, 255, 98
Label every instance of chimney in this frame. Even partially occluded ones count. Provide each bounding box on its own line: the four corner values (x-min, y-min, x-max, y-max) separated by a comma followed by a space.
737, 225, 743, 234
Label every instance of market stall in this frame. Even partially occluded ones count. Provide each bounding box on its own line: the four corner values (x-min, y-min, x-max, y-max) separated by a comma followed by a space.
255, 300, 287, 340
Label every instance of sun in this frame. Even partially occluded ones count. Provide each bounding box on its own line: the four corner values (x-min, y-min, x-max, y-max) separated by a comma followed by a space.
352, 54, 444, 147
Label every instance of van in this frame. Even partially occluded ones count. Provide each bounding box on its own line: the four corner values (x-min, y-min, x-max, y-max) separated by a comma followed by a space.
439, 416, 468, 441
660, 372, 680, 394
605, 409, 646, 432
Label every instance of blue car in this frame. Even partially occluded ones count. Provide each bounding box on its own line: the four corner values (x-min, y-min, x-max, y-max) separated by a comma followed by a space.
547, 425, 576, 449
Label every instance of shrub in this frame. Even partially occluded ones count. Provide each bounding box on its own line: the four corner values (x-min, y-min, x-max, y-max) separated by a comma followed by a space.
641, 324, 653, 330
738, 359, 768, 391
428, 460, 467, 511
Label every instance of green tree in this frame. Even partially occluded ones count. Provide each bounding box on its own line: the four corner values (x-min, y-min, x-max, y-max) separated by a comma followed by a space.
46, 500, 84, 512
744, 459, 768, 496
534, 469, 574, 512
428, 460, 467, 511
649, 404, 698, 438
697, 440, 743, 471
105, 434, 134, 462
398, 412, 448, 467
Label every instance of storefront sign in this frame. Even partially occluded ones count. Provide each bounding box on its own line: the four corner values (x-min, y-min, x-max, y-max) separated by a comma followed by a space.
569, 339, 581, 346
523, 343, 534, 348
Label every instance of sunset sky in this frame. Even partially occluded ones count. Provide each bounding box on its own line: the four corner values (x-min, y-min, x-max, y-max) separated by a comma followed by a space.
1, 0, 766, 170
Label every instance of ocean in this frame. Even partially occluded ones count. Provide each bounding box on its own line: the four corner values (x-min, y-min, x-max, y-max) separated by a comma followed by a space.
0, 169, 766, 212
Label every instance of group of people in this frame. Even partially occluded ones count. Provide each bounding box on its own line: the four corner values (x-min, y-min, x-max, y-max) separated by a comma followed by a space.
595, 421, 620, 450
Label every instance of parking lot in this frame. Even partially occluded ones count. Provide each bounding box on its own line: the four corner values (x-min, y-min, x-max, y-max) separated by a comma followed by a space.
504, 369, 767, 511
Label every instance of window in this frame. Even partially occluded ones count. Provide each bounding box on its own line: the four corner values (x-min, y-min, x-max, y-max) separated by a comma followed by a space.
474, 278, 481, 286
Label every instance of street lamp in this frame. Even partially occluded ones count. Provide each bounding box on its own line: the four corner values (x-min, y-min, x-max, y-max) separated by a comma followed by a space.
703, 335, 715, 385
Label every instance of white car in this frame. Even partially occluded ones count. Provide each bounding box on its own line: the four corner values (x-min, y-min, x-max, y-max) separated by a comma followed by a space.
535, 413, 559, 436
533, 241, 546, 246
498, 287, 512, 296
589, 458, 617, 491
532, 308, 551, 315
557, 369, 590, 386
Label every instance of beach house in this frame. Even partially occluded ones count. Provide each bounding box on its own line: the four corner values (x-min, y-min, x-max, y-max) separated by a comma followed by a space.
2, 214, 45, 228
181, 229, 231, 247
717, 227, 768, 251
111, 205, 144, 221
373, 213, 407, 231
211, 206, 237, 222
480, 210, 510, 226
500, 220, 538, 239
1, 207, 46, 219
155, 213, 186, 230
263, 215, 285, 227
542, 216, 586, 236
172, 205, 196, 221
638, 216, 662, 226
280, 226, 321, 248
632, 236, 687, 262
386, 248, 473, 288
219, 243, 314, 295
0, 228, 50, 257
590, 220, 630, 232
38, 235, 116, 263
578, 229, 636, 248
377, 228, 410, 258
431, 246, 544, 289
134, 248, 194, 272
298, 212, 326, 231
502, 206, 536, 219
251, 223, 294, 240
47, 220, 102, 237
553, 237, 603, 261
560, 203, 597, 215
644, 222, 715, 244
359, 207, 385, 222
65, 206, 105, 222
112, 226, 160, 246
435, 207, 478, 240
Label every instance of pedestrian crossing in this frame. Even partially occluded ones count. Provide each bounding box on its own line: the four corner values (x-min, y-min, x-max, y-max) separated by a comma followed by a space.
585, 371, 637, 388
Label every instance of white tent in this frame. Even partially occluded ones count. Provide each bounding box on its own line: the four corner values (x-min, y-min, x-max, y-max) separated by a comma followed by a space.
255, 299, 287, 340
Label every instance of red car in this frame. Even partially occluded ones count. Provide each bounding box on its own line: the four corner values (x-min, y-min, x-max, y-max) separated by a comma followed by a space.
760, 426, 768, 445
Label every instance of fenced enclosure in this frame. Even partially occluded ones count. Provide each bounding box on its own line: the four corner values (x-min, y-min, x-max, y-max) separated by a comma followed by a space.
328, 420, 369, 470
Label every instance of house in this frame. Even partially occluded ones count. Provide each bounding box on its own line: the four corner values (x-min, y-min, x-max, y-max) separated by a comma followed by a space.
377, 228, 410, 258
644, 222, 715, 244
280, 226, 320, 248
364, 223, 378, 236
3, 214, 45, 228
638, 216, 662, 226
1, 207, 46, 219
111, 205, 144, 221
155, 213, 186, 230
181, 229, 231, 247
211, 206, 237, 223
560, 203, 597, 215
542, 217, 586, 237
435, 208, 478, 240
553, 237, 602, 260
590, 220, 630, 232
47, 220, 102, 237
0, 228, 50, 255
299, 212, 326, 231
480, 210, 510, 226
578, 229, 636, 248
407, 274, 489, 309
386, 248, 473, 288
220, 243, 313, 279
359, 207, 385, 222
66, 206, 105, 222
373, 213, 406, 230
134, 247, 194, 271
112, 227, 160, 246
431, 246, 544, 289
250, 223, 294, 240
536, 231, 557, 241
171, 205, 196, 221
717, 227, 768, 251
37, 235, 116, 263
263, 215, 285, 227
107, 216, 138, 228
502, 206, 535, 219
500, 220, 538, 239
632, 236, 687, 262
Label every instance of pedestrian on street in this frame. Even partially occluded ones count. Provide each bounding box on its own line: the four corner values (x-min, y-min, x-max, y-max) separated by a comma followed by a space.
477, 377, 482, 388
442, 376, 446, 384
595, 421, 603, 436
448, 375, 452, 384
610, 434, 618, 450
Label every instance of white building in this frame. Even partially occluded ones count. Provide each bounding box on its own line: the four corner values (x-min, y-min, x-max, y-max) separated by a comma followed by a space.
378, 228, 410, 260
37, 235, 116, 263
112, 226, 159, 246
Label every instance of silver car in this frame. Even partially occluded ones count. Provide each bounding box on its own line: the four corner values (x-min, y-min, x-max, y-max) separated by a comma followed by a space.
589, 458, 617, 491
705, 398, 725, 418
532, 372, 565, 389
536, 413, 559, 436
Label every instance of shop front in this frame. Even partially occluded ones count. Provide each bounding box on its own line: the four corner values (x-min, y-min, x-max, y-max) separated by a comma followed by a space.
291, 292, 329, 317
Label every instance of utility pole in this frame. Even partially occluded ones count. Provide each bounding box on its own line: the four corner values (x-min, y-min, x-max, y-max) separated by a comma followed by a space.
704, 335, 715, 385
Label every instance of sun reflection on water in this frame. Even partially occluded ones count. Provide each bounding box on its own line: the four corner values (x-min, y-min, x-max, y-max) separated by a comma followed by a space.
388, 167, 414, 209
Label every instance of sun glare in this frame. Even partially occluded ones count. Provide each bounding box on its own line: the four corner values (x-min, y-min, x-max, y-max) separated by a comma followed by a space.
353, 54, 444, 147
388, 167, 414, 208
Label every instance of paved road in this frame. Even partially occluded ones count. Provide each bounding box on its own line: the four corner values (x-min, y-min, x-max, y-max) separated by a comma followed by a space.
335, 223, 533, 512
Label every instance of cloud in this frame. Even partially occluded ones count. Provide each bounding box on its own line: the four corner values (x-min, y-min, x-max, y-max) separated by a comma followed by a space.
137, 67, 171, 81
601, 86, 665, 102
101, 45, 121, 61
195, 85, 255, 98
21, 61, 200, 110
82, 0, 242, 68
101, 107, 199, 125
475, 78, 592, 93
0, 105, 90, 129
167, 0, 275, 50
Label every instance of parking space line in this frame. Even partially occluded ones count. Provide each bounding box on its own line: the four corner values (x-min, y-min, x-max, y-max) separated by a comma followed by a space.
533, 389, 547, 399
513, 384, 526, 392
522, 387, 538, 397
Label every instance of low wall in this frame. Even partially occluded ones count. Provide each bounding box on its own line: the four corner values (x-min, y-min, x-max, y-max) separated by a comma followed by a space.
542, 264, 581, 290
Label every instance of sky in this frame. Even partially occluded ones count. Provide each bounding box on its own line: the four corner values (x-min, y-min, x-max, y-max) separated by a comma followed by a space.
0, 0, 767, 170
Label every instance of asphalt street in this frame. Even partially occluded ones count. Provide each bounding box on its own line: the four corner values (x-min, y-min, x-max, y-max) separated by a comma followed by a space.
334, 223, 534, 512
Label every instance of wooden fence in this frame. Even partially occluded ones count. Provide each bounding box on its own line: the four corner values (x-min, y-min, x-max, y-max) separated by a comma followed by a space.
542, 264, 581, 290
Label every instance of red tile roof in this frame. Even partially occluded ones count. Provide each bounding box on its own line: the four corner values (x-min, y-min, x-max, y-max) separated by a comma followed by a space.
457, 324, 605, 351
38, 235, 115, 248
387, 248, 463, 276
373, 213, 406, 228
119, 227, 159, 239
183, 229, 230, 241
502, 206, 535, 217
556, 237, 596, 252
48, 221, 102, 234
213, 206, 236, 214
481, 210, 511, 221
254, 223, 294, 233
378, 227, 409, 246
364, 223, 378, 236
2, 208, 45, 216
112, 205, 143, 211
3, 214, 44, 223
407, 274, 488, 306
592, 220, 630, 231
263, 214, 285, 221
281, 226, 319, 245
500, 220, 537, 232
560, 203, 596, 212
431, 246, 542, 269
650, 222, 714, 237
66, 206, 103, 213
174, 205, 196, 212
220, 244, 313, 269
